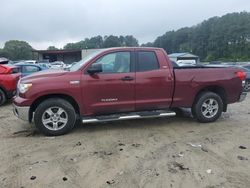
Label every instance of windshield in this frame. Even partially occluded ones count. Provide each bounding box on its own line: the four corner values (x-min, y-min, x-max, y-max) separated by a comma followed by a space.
69, 50, 104, 71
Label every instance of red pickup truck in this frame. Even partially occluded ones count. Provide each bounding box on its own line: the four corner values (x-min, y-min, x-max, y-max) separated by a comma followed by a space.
0, 64, 20, 105
13, 47, 247, 136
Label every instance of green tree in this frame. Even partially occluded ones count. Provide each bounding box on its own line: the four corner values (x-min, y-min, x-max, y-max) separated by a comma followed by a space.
103, 35, 121, 48
119, 35, 139, 47
47, 46, 59, 50
141, 42, 154, 47
63, 35, 139, 50
2, 40, 33, 60
150, 12, 250, 61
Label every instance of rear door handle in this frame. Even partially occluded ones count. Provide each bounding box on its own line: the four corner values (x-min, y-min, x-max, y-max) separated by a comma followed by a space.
121, 76, 134, 81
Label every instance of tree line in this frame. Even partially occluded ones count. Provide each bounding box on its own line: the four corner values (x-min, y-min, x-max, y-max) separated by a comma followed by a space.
1, 12, 250, 61
42, 35, 139, 50
143, 12, 250, 61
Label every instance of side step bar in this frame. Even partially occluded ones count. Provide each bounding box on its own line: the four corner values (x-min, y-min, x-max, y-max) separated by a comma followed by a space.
82, 111, 176, 124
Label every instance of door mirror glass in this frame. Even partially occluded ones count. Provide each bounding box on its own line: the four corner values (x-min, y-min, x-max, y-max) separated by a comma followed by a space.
87, 63, 103, 75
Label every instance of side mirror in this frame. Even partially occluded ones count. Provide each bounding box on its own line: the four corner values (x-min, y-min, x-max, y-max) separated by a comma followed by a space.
87, 63, 103, 75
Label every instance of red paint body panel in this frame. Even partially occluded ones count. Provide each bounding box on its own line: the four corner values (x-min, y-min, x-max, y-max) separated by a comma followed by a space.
0, 64, 21, 97
81, 48, 136, 115
13, 47, 244, 117
171, 67, 243, 108
82, 72, 135, 115
135, 49, 174, 110
15, 70, 82, 107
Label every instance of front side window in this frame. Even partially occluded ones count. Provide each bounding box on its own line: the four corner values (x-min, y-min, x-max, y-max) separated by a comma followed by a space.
137, 51, 159, 72
70, 49, 105, 71
94, 52, 131, 73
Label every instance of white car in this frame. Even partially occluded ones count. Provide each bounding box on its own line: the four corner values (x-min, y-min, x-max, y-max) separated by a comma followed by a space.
49, 61, 66, 69
24, 60, 37, 64
176, 59, 196, 66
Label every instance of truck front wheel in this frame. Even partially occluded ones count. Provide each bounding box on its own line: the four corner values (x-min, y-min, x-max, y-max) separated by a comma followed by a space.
34, 98, 76, 136
0, 89, 7, 106
192, 92, 223, 123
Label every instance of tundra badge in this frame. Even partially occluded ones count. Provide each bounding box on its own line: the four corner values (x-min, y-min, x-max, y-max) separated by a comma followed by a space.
70, 80, 80, 85
101, 98, 118, 102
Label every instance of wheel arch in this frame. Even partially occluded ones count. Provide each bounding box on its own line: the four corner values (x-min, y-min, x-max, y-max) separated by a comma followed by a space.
193, 85, 227, 112
30, 94, 80, 122
0, 85, 7, 95
0, 86, 7, 105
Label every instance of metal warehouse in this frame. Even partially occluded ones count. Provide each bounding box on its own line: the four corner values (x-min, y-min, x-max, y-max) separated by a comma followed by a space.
33, 49, 99, 64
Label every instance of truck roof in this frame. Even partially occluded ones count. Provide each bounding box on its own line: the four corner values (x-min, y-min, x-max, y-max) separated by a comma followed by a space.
103, 47, 163, 51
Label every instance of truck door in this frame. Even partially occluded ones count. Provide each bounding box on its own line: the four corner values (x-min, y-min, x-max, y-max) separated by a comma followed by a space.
135, 50, 174, 111
82, 50, 136, 115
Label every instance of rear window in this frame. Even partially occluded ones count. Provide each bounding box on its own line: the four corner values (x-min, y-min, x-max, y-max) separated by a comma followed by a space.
137, 51, 159, 72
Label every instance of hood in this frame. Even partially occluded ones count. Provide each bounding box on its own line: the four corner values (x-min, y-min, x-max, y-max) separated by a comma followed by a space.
21, 69, 68, 82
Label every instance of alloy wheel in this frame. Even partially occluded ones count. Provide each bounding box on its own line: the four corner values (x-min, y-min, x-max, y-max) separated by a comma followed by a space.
201, 98, 219, 118
42, 107, 68, 131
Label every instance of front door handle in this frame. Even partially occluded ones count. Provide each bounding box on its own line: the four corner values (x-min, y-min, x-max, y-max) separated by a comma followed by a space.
121, 76, 134, 81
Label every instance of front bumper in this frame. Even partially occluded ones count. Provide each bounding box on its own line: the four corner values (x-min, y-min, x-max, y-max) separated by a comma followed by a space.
13, 103, 30, 121
238, 92, 247, 102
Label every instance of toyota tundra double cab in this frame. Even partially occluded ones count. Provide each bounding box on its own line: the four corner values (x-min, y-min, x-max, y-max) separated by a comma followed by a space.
13, 47, 247, 136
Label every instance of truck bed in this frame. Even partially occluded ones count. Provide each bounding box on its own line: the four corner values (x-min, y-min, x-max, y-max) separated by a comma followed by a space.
171, 66, 243, 108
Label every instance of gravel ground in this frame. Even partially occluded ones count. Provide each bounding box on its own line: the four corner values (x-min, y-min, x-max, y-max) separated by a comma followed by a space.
0, 95, 250, 188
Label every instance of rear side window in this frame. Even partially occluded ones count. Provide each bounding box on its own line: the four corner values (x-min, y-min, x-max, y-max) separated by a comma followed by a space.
137, 51, 159, 72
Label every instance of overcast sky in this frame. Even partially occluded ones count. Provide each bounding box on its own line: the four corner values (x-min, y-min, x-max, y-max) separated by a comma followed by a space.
1, 0, 250, 49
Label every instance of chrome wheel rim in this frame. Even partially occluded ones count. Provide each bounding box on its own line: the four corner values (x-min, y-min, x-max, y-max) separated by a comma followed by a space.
244, 81, 250, 91
201, 98, 219, 118
42, 107, 68, 131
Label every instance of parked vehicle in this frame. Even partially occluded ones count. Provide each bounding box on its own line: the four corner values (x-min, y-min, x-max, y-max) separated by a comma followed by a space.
239, 65, 250, 92
37, 60, 51, 69
15, 63, 48, 77
176, 59, 196, 66
49, 61, 65, 69
64, 62, 77, 70
24, 60, 37, 64
0, 57, 9, 64
37, 63, 51, 69
0, 64, 21, 105
13, 47, 247, 136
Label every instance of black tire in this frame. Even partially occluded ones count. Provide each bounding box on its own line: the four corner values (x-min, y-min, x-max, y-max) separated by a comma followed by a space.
34, 98, 76, 136
191, 107, 196, 118
192, 92, 223, 123
0, 89, 7, 106
243, 80, 250, 92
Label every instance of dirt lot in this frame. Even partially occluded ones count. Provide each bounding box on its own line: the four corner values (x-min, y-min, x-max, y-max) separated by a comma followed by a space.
0, 96, 250, 188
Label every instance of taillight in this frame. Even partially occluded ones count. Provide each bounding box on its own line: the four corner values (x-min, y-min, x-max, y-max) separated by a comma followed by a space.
236, 71, 246, 81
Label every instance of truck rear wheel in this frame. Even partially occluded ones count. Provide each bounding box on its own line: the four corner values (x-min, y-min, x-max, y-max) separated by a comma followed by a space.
192, 92, 223, 123
34, 98, 76, 136
0, 89, 7, 106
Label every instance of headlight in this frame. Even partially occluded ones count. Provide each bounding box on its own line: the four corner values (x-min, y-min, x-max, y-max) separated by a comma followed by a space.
18, 83, 32, 93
